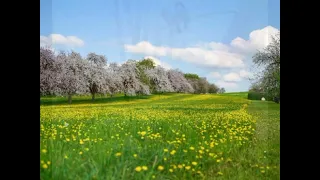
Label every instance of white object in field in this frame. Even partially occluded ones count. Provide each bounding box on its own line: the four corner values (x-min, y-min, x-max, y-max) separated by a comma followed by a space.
261, 97, 266, 101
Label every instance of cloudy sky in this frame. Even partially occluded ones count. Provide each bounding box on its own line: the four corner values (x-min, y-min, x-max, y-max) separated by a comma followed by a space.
40, 0, 280, 92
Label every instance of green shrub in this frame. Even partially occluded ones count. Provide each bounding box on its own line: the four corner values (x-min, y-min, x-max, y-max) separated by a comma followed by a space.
248, 91, 273, 101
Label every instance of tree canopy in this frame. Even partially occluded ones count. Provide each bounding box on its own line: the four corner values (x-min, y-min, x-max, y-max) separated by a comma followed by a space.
40, 48, 223, 103
251, 32, 280, 100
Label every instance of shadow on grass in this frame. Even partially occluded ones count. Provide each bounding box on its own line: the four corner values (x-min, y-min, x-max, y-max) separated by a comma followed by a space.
219, 92, 248, 99
40, 95, 151, 106
40, 92, 189, 106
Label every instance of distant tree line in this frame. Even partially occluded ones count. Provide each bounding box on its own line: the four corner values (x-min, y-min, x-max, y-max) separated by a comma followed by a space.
40, 48, 223, 103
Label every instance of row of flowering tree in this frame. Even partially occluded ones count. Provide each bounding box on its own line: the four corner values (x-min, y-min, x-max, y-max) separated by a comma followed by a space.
40, 47, 222, 103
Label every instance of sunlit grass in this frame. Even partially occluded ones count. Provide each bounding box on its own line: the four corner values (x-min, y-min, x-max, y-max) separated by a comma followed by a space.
40, 93, 279, 180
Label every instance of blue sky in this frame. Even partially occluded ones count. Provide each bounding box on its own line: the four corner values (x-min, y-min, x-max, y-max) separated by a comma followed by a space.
40, 0, 280, 92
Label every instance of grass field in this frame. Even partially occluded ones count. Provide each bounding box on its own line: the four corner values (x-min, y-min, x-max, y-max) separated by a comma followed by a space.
40, 93, 280, 180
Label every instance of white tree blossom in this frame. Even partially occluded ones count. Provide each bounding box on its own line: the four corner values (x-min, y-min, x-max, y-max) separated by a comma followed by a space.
55, 51, 87, 103
119, 61, 150, 96
145, 66, 174, 93
167, 69, 194, 93
104, 63, 124, 96
84, 53, 108, 101
40, 47, 59, 96
41, 48, 218, 100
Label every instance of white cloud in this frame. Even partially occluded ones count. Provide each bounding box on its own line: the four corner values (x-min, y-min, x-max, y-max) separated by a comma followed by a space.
216, 80, 238, 89
125, 41, 168, 56
231, 26, 279, 54
40, 34, 85, 47
211, 69, 252, 83
196, 42, 230, 52
208, 42, 230, 52
125, 41, 245, 68
144, 56, 172, 70
223, 72, 241, 82
124, 26, 279, 69
208, 72, 221, 79
239, 70, 253, 78
207, 69, 252, 92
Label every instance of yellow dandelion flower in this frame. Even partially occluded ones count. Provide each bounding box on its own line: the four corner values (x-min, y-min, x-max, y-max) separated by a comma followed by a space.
158, 165, 164, 171
216, 159, 221, 163
192, 162, 197, 166
217, 171, 223, 175
41, 160, 44, 164
178, 164, 183, 169
169, 169, 173, 172
133, 154, 137, 158
79, 139, 84, 144
185, 166, 191, 170
170, 150, 176, 155
135, 166, 142, 172
140, 131, 146, 136
79, 151, 83, 155
164, 148, 168, 152
42, 164, 48, 169
142, 166, 148, 171
115, 152, 122, 157
42, 149, 47, 153
47, 161, 51, 165
64, 155, 68, 159
189, 147, 195, 150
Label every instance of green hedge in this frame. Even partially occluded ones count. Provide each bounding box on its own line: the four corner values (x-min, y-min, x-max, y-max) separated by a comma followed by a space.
248, 91, 272, 101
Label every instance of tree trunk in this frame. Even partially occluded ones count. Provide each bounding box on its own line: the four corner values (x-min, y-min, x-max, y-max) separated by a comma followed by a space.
92, 93, 95, 101
68, 94, 72, 104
